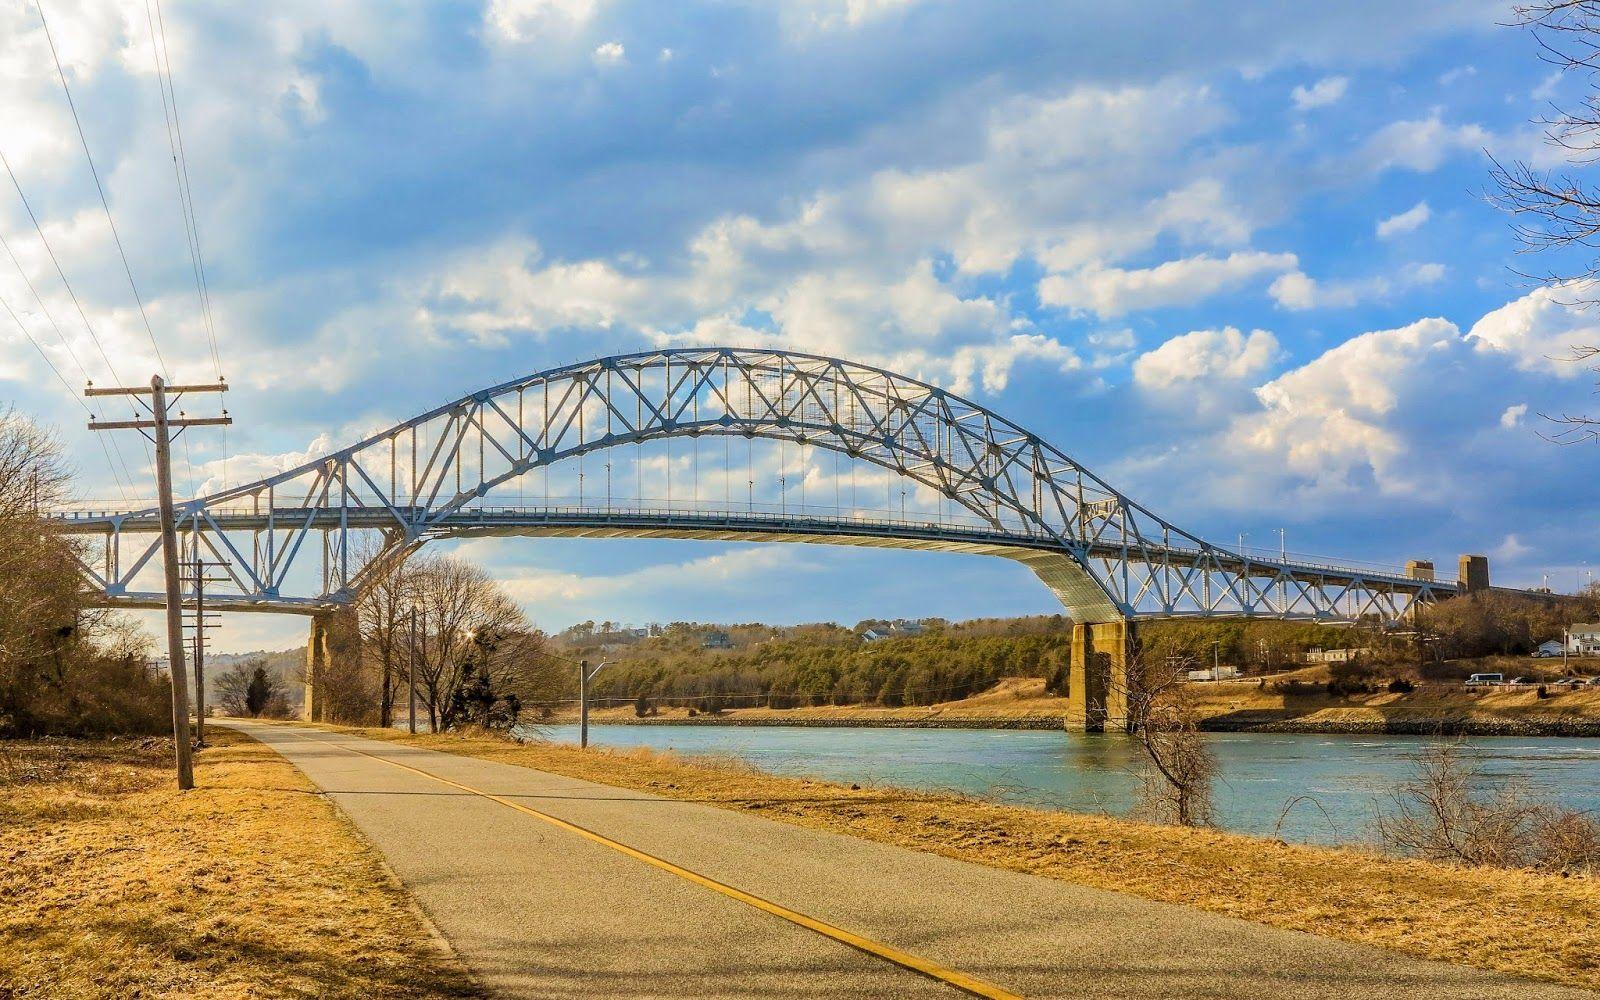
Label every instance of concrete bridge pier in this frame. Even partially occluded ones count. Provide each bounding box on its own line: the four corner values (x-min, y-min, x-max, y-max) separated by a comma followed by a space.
303, 608, 360, 722
304, 614, 332, 722
1065, 620, 1134, 733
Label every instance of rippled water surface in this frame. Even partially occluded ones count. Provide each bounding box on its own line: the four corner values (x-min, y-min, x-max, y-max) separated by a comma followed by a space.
533, 723, 1600, 844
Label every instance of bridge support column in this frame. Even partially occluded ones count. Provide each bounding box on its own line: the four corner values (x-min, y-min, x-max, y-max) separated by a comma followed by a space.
304, 614, 331, 723
1066, 620, 1133, 733
304, 608, 361, 723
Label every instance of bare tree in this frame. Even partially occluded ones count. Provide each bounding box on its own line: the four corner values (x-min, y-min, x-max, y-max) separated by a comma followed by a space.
0, 409, 168, 736
1376, 739, 1600, 871
1119, 648, 1218, 828
1493, 2, 1600, 435
354, 539, 423, 728
410, 555, 530, 731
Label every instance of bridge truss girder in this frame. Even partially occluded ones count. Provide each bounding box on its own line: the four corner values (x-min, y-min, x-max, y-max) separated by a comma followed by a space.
54, 348, 1461, 624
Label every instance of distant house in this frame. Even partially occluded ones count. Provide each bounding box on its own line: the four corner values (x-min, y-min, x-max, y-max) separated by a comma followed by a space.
1536, 639, 1567, 658
702, 630, 733, 649
1303, 647, 1370, 664
859, 619, 925, 643
1568, 625, 1600, 655
1187, 666, 1241, 681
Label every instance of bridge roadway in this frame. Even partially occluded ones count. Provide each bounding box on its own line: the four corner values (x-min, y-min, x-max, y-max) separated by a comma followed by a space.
55, 504, 1465, 618
225, 720, 1592, 1000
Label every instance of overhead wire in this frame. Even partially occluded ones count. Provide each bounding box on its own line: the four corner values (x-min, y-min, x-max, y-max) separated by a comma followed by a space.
1, 149, 148, 497
36, 0, 169, 379
149, 0, 220, 377
0, 149, 127, 386
146, 0, 224, 496
0, 229, 138, 497
0, 288, 131, 502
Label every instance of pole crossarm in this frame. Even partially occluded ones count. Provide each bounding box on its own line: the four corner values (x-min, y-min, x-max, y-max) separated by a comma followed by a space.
55, 348, 1484, 624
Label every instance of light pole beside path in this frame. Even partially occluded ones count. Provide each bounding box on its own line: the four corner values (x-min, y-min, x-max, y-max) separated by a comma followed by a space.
579, 659, 609, 749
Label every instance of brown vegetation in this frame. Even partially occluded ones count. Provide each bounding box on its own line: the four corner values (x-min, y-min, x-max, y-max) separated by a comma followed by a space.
0, 408, 169, 737
343, 551, 560, 731
300, 723, 1600, 991
1123, 650, 1218, 827
1375, 740, 1600, 871
0, 727, 479, 998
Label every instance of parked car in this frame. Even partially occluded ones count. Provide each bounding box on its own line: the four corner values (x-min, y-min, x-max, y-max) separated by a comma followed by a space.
1551, 677, 1587, 688
1510, 676, 1539, 686
1533, 648, 1561, 658
1590, 677, 1600, 687
1466, 673, 1504, 687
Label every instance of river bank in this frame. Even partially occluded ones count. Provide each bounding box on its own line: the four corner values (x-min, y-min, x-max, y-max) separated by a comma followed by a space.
290, 721, 1600, 992
547, 675, 1600, 736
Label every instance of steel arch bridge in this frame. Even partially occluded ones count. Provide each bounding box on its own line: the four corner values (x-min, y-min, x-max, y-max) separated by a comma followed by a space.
54, 347, 1470, 625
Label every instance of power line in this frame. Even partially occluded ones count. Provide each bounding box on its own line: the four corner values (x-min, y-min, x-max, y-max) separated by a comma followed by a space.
0, 288, 132, 500
36, 0, 169, 378
0, 229, 139, 496
145, 0, 220, 378
0, 149, 125, 384
147, 0, 227, 494
0, 229, 90, 381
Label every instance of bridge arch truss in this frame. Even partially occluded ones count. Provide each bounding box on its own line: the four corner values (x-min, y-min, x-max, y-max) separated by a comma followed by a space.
56, 348, 1461, 623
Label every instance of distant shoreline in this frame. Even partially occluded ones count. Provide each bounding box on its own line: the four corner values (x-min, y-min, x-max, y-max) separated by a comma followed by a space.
542, 711, 1600, 737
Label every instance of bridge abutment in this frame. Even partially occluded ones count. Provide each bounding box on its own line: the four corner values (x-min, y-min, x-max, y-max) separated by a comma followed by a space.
303, 609, 360, 723
304, 615, 330, 722
1065, 620, 1133, 733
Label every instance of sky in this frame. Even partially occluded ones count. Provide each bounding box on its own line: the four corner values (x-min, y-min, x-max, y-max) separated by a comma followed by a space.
3, 0, 1599, 652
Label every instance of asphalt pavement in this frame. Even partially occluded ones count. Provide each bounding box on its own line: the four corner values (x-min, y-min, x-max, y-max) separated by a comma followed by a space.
224, 720, 1598, 1000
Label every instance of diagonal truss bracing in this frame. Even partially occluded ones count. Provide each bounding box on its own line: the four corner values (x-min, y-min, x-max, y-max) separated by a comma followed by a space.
51, 348, 1464, 623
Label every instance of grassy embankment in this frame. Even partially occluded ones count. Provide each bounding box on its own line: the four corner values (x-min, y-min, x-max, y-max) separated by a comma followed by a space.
0, 728, 479, 999
307, 721, 1600, 992
558, 664, 1600, 734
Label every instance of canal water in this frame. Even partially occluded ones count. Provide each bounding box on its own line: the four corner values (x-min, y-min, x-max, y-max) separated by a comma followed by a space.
531, 723, 1600, 845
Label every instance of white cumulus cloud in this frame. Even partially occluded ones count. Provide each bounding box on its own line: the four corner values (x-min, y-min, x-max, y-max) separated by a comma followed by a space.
1039, 251, 1297, 318
1133, 327, 1279, 391
1467, 283, 1600, 376
1376, 201, 1431, 239
1291, 75, 1348, 110
485, 0, 604, 42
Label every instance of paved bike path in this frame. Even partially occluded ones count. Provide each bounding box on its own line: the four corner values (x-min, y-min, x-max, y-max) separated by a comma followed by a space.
225, 720, 1595, 1000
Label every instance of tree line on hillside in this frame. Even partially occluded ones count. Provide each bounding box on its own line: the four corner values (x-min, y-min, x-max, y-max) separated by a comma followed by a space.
579, 624, 1075, 710
0, 409, 169, 737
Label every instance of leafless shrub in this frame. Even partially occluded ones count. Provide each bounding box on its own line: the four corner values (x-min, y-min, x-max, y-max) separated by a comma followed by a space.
1122, 651, 1217, 828
1375, 739, 1600, 871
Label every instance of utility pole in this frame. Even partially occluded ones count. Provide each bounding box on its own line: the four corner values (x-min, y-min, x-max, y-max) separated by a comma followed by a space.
184, 556, 228, 746
88, 375, 229, 790
408, 607, 418, 735
579, 658, 608, 749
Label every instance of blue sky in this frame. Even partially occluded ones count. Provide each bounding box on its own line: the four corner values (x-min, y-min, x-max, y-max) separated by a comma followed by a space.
3, 0, 1599, 651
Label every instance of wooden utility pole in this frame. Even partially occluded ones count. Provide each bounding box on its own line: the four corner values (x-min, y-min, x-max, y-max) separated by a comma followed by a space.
185, 557, 228, 747
88, 375, 229, 790
408, 607, 418, 735
578, 659, 607, 749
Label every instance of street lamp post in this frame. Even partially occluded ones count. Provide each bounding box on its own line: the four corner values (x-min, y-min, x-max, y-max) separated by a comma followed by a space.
1211, 640, 1221, 682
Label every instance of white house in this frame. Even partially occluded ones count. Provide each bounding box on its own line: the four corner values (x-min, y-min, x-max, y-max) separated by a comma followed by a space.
1568, 624, 1600, 656
1536, 639, 1567, 658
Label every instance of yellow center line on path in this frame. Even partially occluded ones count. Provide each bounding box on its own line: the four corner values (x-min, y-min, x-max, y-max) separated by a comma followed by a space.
300, 729, 1026, 1000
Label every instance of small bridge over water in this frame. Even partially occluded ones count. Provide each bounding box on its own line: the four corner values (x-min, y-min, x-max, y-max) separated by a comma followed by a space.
49, 348, 1538, 729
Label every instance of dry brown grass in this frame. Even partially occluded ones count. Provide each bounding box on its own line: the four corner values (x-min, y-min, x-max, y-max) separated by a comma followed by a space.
0, 728, 480, 999
309, 721, 1600, 992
